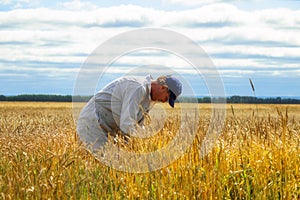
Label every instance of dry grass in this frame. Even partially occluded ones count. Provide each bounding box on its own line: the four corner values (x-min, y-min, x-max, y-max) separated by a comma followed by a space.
0, 102, 299, 199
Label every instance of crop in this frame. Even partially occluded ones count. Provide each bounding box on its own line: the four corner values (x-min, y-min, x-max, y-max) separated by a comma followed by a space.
0, 102, 299, 199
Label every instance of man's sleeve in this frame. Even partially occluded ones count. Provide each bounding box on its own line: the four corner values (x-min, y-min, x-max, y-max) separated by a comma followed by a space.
119, 85, 145, 135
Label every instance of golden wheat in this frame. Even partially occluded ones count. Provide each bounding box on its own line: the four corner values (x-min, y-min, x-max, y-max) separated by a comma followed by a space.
0, 102, 299, 199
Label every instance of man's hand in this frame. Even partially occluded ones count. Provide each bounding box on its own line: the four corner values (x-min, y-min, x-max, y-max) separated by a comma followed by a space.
112, 132, 131, 145
123, 134, 131, 144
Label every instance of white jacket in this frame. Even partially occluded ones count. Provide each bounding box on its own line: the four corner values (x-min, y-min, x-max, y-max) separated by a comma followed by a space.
94, 75, 153, 135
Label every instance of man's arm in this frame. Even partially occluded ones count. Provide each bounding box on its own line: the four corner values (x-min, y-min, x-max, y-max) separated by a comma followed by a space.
119, 85, 145, 135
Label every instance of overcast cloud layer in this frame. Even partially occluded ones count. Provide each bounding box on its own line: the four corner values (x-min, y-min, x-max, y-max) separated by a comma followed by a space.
0, 0, 299, 97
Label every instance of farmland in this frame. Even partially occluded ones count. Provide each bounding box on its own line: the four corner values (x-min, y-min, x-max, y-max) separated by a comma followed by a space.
0, 102, 299, 199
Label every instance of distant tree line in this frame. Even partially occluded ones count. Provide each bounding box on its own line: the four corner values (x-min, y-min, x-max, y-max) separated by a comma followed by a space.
179, 95, 300, 104
206, 96, 299, 104
0, 94, 92, 102
0, 94, 299, 104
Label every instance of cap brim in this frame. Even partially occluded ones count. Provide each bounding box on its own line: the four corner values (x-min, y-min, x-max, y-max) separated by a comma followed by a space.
169, 91, 177, 108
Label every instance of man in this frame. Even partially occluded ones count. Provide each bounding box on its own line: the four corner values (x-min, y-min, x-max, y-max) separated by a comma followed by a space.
76, 75, 182, 151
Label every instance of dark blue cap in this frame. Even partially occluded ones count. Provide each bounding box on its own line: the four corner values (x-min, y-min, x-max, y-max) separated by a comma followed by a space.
166, 76, 182, 107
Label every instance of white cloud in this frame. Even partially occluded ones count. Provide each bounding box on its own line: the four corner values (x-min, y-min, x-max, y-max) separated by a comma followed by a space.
60, 0, 98, 11
0, 0, 12, 5
0, 64, 79, 78
0, 0, 40, 9
0, 3, 299, 82
162, 0, 229, 7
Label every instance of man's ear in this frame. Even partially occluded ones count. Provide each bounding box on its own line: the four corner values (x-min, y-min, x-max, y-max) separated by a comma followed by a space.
159, 85, 164, 91
161, 85, 167, 90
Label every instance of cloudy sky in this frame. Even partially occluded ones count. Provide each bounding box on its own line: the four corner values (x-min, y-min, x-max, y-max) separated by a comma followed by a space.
1, 0, 300, 98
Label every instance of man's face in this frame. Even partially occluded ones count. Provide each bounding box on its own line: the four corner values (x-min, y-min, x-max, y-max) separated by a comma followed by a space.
151, 84, 169, 103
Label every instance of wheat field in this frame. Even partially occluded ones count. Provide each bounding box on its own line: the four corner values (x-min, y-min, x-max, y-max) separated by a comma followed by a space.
0, 102, 299, 199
